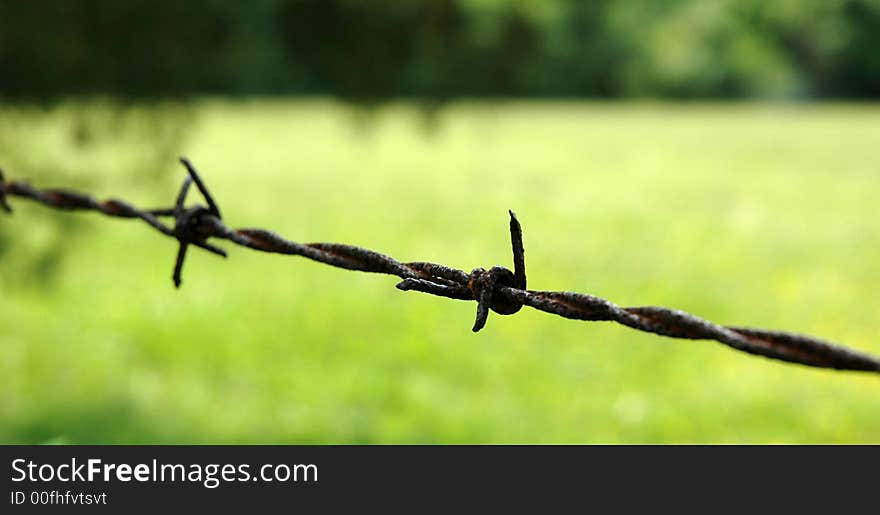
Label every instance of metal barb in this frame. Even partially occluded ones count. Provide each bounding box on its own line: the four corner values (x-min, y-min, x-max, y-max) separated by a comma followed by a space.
0, 168, 11, 213
169, 159, 227, 288
175, 176, 193, 214
179, 157, 221, 218
1, 159, 879, 375
466, 212, 528, 331
509, 210, 526, 290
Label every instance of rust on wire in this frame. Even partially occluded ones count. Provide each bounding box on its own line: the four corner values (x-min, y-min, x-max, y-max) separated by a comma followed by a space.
2, 158, 879, 374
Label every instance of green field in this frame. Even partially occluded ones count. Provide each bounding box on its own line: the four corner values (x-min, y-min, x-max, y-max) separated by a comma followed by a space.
1, 100, 878, 443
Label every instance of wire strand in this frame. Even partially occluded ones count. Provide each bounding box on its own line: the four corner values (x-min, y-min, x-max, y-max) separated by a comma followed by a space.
2, 158, 878, 374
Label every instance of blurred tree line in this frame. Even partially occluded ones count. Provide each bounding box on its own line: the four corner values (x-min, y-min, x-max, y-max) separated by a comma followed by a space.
1, 0, 879, 101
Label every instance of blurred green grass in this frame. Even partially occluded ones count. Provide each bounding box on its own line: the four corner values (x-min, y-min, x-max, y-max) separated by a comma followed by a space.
1, 100, 878, 443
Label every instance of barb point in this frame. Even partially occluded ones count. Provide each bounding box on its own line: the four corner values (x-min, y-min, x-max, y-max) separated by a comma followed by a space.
0, 168, 11, 214
178, 157, 221, 219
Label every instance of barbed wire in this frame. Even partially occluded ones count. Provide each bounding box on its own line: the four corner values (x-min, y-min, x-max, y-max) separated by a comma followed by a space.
2, 159, 879, 374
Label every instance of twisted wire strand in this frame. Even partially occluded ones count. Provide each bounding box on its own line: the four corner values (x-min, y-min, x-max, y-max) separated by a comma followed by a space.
0, 168, 173, 236
2, 159, 878, 374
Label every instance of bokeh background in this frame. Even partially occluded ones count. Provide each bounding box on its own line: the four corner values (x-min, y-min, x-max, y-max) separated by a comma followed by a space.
1, 0, 878, 443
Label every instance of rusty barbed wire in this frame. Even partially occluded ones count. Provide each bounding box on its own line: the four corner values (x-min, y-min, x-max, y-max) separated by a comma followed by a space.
2, 158, 879, 374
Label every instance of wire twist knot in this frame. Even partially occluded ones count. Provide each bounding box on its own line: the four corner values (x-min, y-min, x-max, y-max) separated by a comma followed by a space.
469, 265, 524, 331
